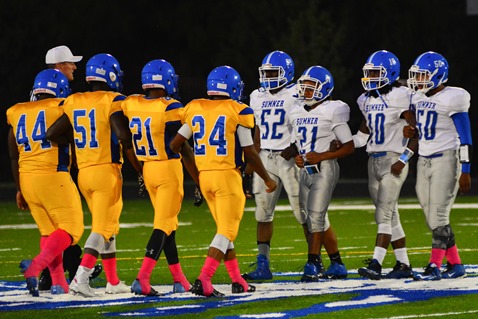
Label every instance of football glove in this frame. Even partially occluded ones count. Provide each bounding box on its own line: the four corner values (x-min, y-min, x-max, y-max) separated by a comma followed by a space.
193, 184, 204, 207
242, 172, 253, 199
138, 173, 148, 197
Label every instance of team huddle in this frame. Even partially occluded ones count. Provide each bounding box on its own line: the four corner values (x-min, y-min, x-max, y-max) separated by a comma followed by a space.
6, 45, 472, 298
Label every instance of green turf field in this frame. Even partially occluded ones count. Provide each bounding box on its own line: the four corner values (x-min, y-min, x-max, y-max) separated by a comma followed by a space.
1, 196, 477, 318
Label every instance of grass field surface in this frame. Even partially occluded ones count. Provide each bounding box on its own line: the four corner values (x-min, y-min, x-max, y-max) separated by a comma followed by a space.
1, 196, 477, 318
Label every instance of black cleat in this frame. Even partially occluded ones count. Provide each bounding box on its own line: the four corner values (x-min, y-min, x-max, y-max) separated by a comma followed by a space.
38, 268, 52, 291
190, 279, 225, 297
131, 279, 162, 297
231, 282, 256, 293
90, 264, 103, 280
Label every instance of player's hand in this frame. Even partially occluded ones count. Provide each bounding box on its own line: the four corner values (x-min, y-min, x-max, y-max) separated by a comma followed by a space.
138, 173, 148, 197
403, 125, 416, 138
459, 173, 471, 194
193, 184, 204, 207
294, 154, 305, 168
242, 172, 253, 199
391, 161, 405, 177
265, 179, 277, 193
280, 145, 298, 161
305, 152, 321, 165
16, 191, 28, 210
329, 139, 342, 152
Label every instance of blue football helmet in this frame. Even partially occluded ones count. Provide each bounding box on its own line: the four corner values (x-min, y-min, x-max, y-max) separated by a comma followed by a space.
207, 66, 244, 101
259, 50, 294, 90
407, 51, 449, 93
297, 66, 334, 106
141, 59, 179, 98
361, 50, 400, 91
85, 53, 124, 92
32, 69, 70, 98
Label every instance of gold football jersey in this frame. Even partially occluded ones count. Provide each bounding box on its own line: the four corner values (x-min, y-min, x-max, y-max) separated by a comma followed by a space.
62, 91, 125, 169
7, 98, 69, 173
182, 98, 254, 171
121, 95, 183, 161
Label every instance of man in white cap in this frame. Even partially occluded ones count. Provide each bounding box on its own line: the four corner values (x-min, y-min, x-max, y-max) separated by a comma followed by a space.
45, 45, 82, 81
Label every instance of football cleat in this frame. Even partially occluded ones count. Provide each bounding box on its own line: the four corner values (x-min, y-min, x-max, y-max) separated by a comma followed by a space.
25, 277, 40, 297
241, 254, 273, 280
413, 263, 442, 281
300, 262, 322, 282
50, 285, 67, 295
190, 279, 225, 298
358, 259, 382, 280
105, 281, 130, 294
90, 264, 103, 280
38, 268, 52, 291
382, 261, 413, 279
69, 279, 96, 297
131, 279, 162, 296
322, 262, 348, 279
441, 263, 466, 279
172, 281, 190, 293
231, 282, 256, 293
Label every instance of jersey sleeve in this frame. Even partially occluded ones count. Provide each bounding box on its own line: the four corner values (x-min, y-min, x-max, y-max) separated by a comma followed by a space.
110, 94, 127, 115
237, 103, 255, 129
447, 88, 470, 116
332, 101, 350, 128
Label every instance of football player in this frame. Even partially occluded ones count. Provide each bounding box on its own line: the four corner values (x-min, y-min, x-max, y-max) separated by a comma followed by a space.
290, 66, 352, 281
121, 59, 197, 296
404, 51, 471, 280
170, 66, 277, 297
46, 53, 143, 297
243, 51, 340, 280
353, 50, 416, 280
8, 69, 84, 296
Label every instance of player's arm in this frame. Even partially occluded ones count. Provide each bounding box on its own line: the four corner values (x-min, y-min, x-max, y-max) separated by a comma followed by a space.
45, 113, 73, 145
110, 111, 143, 174
170, 123, 190, 154
7, 127, 28, 210
238, 126, 277, 193
452, 112, 472, 193
391, 110, 419, 176
305, 124, 354, 164
330, 117, 369, 152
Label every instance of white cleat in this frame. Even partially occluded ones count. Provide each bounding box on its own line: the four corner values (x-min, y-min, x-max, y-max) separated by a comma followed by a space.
69, 279, 97, 297
105, 281, 130, 294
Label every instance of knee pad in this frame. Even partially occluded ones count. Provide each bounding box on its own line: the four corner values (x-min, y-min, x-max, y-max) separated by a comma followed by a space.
210, 234, 230, 254
84, 232, 105, 253
102, 235, 117, 254
391, 223, 405, 241
378, 223, 392, 235
432, 225, 451, 250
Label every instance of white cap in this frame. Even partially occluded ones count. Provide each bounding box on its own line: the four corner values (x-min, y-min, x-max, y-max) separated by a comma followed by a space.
45, 45, 83, 64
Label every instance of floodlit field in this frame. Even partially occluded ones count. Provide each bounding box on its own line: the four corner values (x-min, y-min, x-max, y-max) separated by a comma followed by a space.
1, 196, 477, 319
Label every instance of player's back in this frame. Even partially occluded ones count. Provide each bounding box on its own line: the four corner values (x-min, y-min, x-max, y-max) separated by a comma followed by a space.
7, 99, 69, 173
183, 98, 254, 171
121, 95, 183, 162
62, 91, 125, 169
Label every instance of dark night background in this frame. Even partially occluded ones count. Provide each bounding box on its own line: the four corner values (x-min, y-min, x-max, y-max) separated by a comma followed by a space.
1, 0, 477, 197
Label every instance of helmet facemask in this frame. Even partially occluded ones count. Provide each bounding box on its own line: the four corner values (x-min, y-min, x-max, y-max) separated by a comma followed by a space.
361, 64, 390, 91
298, 76, 329, 106
259, 64, 287, 90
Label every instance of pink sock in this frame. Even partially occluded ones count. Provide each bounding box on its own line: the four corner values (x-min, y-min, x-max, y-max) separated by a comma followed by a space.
102, 257, 120, 285
136, 257, 156, 294
224, 258, 248, 290
430, 248, 446, 269
49, 254, 69, 293
25, 229, 71, 278
169, 263, 190, 291
198, 257, 220, 296
81, 253, 98, 269
445, 245, 462, 265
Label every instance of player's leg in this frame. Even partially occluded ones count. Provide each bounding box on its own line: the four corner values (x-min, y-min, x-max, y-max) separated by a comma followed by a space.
189, 170, 226, 297
244, 153, 281, 280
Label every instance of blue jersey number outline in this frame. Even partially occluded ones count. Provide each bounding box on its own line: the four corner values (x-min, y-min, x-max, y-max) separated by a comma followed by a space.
260, 108, 285, 140
417, 109, 437, 140
192, 115, 227, 156
15, 111, 52, 152
129, 117, 158, 156
73, 109, 99, 149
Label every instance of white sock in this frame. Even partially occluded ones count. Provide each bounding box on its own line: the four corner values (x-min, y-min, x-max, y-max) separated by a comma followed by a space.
372, 247, 387, 265
394, 248, 410, 266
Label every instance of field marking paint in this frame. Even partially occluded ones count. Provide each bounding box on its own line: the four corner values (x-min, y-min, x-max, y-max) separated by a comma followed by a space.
1, 270, 478, 317
372, 309, 478, 318
245, 203, 478, 212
